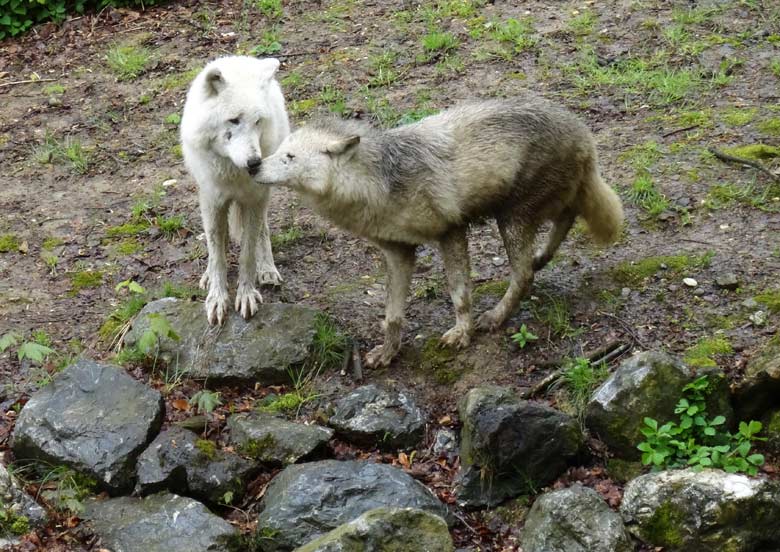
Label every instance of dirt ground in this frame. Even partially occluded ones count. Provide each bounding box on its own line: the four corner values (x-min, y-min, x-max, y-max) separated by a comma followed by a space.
1, 0, 779, 549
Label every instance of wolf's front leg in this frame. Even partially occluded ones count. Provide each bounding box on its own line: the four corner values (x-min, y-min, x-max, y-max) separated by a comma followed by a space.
438, 228, 473, 349
200, 194, 230, 325
365, 243, 416, 368
235, 202, 263, 319
256, 188, 283, 286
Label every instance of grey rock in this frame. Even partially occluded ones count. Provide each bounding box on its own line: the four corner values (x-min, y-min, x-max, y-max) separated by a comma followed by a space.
585, 351, 732, 459
432, 428, 458, 457
621, 469, 780, 551
124, 298, 327, 384
136, 427, 257, 504
733, 336, 780, 420
521, 484, 632, 552
455, 386, 582, 508
329, 385, 425, 450
715, 272, 739, 290
0, 459, 47, 547
227, 412, 333, 465
741, 298, 759, 309
698, 44, 736, 75
12, 359, 164, 493
749, 310, 767, 327
84, 492, 236, 552
257, 460, 449, 550
293, 507, 453, 552
763, 410, 780, 454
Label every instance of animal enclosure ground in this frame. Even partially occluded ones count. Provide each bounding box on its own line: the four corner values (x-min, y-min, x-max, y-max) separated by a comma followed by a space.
1, 0, 779, 549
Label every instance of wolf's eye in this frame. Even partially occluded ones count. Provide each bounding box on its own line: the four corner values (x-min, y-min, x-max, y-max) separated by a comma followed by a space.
286, 153, 295, 160
228, 117, 240, 125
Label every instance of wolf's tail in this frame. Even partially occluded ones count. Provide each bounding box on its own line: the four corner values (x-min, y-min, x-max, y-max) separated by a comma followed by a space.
578, 155, 624, 245
228, 202, 242, 244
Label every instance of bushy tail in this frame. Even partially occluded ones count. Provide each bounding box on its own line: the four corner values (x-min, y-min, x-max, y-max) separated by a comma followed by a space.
579, 157, 624, 245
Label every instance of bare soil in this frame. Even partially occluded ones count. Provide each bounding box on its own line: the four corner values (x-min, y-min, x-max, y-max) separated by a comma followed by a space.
1, 0, 779, 549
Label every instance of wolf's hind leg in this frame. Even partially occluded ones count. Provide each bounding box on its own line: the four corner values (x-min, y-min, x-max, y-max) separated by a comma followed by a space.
438, 227, 473, 349
476, 215, 537, 332
365, 243, 416, 368
532, 208, 576, 271
255, 190, 283, 285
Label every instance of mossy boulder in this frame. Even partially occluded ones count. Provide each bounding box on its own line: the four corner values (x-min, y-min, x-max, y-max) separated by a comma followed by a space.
84, 492, 236, 552
620, 469, 780, 551
733, 335, 780, 420
455, 386, 583, 508
12, 359, 164, 494
585, 351, 732, 459
762, 409, 780, 454
292, 507, 453, 552
135, 427, 257, 504
521, 484, 633, 552
329, 385, 425, 450
227, 412, 333, 466
0, 460, 47, 547
124, 298, 331, 384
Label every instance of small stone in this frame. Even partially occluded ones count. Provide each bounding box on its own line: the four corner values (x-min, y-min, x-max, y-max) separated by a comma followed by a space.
432, 428, 458, 457
47, 96, 62, 107
742, 298, 759, 309
303, 255, 316, 263
161, 179, 177, 187
715, 272, 739, 291
621, 287, 631, 298
683, 277, 698, 287
749, 310, 767, 327
693, 287, 706, 296
492, 256, 505, 266
668, 284, 679, 292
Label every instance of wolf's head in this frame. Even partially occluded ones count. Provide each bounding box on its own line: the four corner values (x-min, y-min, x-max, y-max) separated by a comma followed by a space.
189, 56, 282, 175
255, 123, 361, 193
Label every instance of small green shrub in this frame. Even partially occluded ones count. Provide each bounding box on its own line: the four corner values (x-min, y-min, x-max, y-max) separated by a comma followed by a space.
637, 376, 765, 475
510, 324, 538, 348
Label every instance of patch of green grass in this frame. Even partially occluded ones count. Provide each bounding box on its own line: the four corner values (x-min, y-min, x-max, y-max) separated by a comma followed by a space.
553, 357, 609, 421
721, 107, 758, 126
310, 313, 348, 370
69, 270, 103, 294
251, 28, 282, 55
43, 83, 65, 95
419, 336, 459, 379
256, 0, 282, 18
610, 252, 714, 286
106, 43, 151, 81
364, 94, 401, 128
155, 214, 185, 239
435, 0, 485, 18
114, 238, 142, 256
771, 59, 780, 78
42, 237, 63, 251
704, 182, 755, 210
720, 144, 780, 160
683, 336, 733, 367
160, 67, 201, 91
270, 225, 303, 248
161, 281, 204, 299
666, 109, 713, 128
473, 280, 509, 300
397, 106, 439, 126
31, 131, 60, 165
627, 174, 669, 217
487, 17, 536, 58
288, 98, 318, 118
568, 10, 596, 36
105, 221, 151, 238
754, 289, 780, 313
620, 141, 662, 171
421, 30, 460, 58
531, 295, 582, 339
99, 294, 149, 343
319, 86, 349, 116
258, 392, 308, 414
0, 233, 20, 253
63, 138, 90, 174
280, 70, 304, 91
368, 50, 399, 88
758, 118, 780, 136
671, 6, 717, 25
164, 113, 181, 125
663, 24, 690, 48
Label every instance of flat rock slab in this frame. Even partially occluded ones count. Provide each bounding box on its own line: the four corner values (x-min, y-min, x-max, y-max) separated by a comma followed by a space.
257, 460, 450, 551
621, 468, 780, 551
12, 359, 163, 493
124, 298, 324, 384
136, 426, 258, 503
293, 507, 453, 552
521, 484, 632, 552
585, 351, 732, 459
84, 492, 236, 552
455, 385, 582, 508
328, 385, 425, 450
227, 412, 333, 465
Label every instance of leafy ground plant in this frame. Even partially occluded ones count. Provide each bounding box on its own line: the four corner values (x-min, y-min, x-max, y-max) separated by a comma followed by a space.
638, 375, 765, 475
510, 324, 538, 348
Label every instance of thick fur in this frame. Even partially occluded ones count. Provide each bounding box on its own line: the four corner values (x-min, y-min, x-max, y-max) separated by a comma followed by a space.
181, 56, 290, 325
257, 97, 624, 367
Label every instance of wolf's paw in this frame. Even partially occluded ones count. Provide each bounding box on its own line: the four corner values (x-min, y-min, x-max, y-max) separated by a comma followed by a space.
205, 289, 229, 326
365, 344, 398, 369
235, 284, 263, 320
258, 265, 283, 286
199, 270, 210, 290
476, 310, 505, 332
440, 325, 471, 349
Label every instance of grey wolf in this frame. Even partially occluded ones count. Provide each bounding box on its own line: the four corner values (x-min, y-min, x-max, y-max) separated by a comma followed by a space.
255, 97, 624, 367
181, 56, 290, 325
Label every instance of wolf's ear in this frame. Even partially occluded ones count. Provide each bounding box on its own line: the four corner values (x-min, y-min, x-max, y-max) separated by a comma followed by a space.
204, 67, 225, 96
325, 135, 360, 156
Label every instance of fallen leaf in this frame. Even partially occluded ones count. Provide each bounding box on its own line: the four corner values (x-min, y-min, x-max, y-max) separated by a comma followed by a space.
171, 399, 190, 411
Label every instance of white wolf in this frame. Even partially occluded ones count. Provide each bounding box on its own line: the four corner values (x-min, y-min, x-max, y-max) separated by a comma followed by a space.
181, 56, 290, 325
255, 97, 624, 367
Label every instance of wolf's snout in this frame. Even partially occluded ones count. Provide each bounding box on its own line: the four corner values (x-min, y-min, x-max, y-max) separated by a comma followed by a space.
247, 157, 262, 175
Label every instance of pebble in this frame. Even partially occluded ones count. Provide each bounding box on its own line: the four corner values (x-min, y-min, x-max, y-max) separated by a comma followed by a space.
693, 288, 706, 296
621, 287, 631, 298
749, 311, 767, 327
715, 273, 739, 291
741, 298, 758, 309
668, 284, 679, 292
492, 257, 505, 267
683, 277, 698, 287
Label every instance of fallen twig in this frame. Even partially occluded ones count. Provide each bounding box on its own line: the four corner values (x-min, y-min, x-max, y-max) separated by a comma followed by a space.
0, 78, 56, 89
708, 147, 780, 183
662, 124, 700, 138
